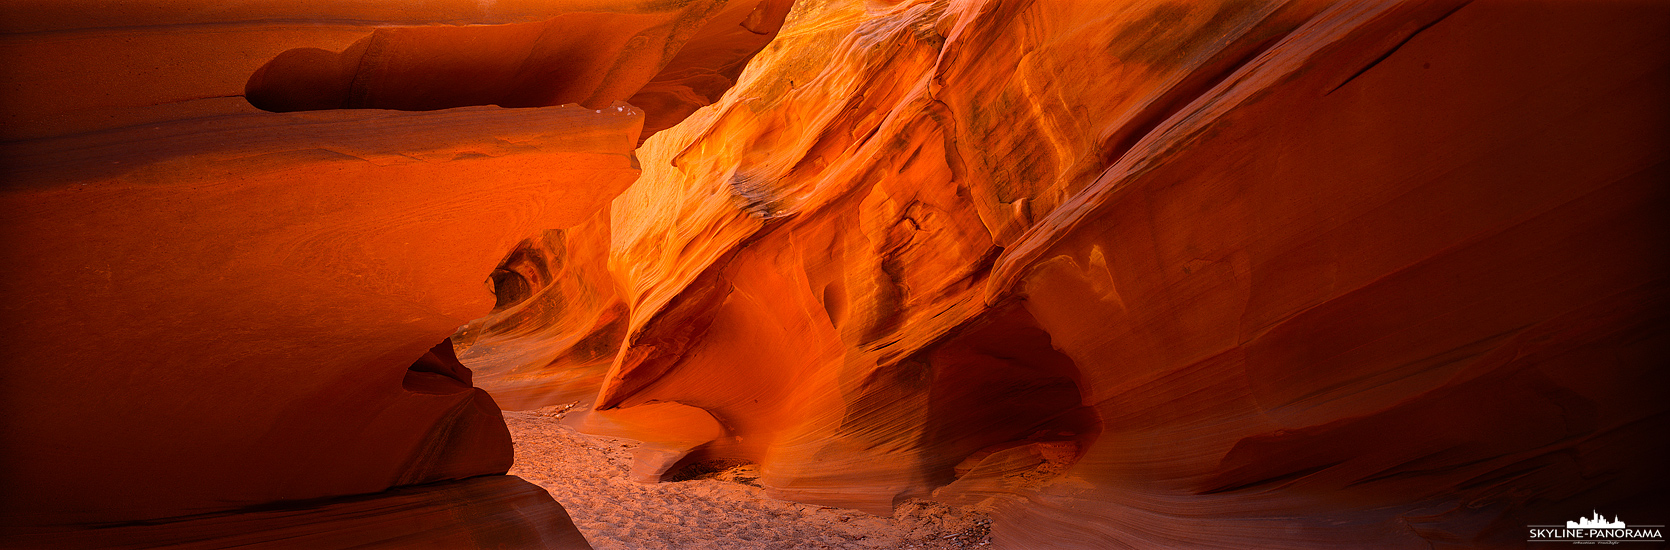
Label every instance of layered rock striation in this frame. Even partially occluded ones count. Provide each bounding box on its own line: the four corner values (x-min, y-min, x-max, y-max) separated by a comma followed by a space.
461, 0, 1670, 547
3, 0, 1666, 547
0, 0, 789, 546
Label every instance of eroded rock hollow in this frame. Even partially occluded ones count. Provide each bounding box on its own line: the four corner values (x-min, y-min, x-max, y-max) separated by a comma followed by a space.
457, 0, 1670, 547
2, 0, 1666, 548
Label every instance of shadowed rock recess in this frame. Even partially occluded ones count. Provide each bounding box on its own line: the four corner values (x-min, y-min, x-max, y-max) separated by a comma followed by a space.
2, 0, 1666, 549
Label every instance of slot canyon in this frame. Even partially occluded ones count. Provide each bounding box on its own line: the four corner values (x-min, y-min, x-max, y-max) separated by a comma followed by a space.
1, 0, 1666, 548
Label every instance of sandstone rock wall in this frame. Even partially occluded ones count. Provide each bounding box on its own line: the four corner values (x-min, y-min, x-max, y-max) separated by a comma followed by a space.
0, 0, 789, 545
463, 0, 1670, 547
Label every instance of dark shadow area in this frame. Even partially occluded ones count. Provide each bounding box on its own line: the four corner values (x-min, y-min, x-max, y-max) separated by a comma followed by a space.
916, 301, 1101, 494
404, 338, 475, 395
245, 14, 649, 113
664, 457, 761, 486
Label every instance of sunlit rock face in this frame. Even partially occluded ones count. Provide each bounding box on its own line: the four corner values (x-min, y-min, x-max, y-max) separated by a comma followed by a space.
463, 0, 1670, 547
0, 0, 789, 545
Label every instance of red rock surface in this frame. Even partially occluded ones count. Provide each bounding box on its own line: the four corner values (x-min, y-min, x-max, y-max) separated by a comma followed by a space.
461, 0, 1670, 547
3, 476, 591, 549
0, 0, 788, 545
3, 0, 1667, 547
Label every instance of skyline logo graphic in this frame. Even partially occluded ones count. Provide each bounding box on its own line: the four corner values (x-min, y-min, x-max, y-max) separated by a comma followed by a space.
1529, 511, 1663, 545
1569, 511, 1626, 529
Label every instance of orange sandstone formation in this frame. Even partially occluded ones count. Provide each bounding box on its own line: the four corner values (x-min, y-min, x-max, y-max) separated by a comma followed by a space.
0, 0, 789, 546
462, 0, 1670, 547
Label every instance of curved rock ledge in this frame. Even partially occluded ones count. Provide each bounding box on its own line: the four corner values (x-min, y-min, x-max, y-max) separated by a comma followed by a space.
1, 0, 789, 545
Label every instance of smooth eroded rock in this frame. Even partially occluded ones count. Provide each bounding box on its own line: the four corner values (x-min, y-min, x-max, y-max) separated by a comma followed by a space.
461, 0, 1670, 547
0, 0, 791, 543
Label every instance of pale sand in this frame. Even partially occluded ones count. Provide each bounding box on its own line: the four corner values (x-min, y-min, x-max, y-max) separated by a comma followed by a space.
505, 406, 992, 550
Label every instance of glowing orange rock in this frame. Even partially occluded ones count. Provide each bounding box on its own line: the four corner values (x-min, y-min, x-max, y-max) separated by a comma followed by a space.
581, 402, 729, 483
465, 0, 1670, 547
0, 0, 790, 544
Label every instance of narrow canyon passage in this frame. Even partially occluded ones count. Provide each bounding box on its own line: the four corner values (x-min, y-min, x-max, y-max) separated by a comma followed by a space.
504, 405, 993, 550
2, 0, 1667, 548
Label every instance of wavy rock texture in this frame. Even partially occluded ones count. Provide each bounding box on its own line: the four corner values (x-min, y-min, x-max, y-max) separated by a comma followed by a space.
0, 0, 789, 545
462, 0, 1670, 547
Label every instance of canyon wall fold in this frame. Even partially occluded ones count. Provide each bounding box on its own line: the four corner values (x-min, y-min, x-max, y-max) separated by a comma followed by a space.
0, 0, 789, 546
462, 0, 1670, 548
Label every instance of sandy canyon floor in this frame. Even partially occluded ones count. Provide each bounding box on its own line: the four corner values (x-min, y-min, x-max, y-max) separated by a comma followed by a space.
506, 405, 993, 550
